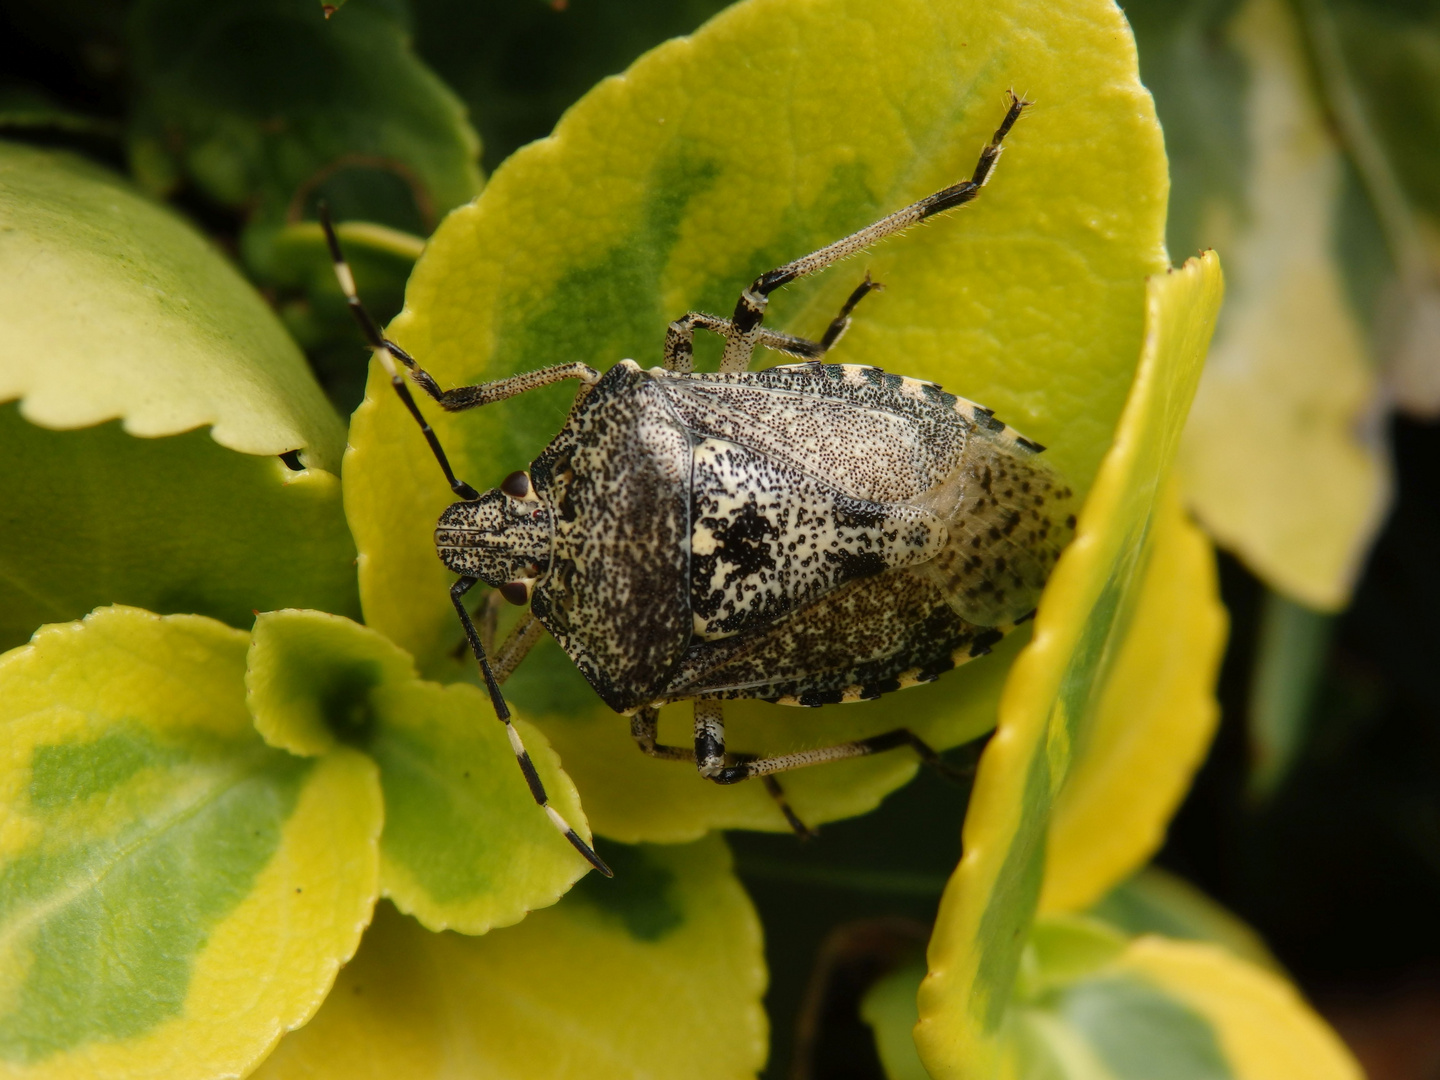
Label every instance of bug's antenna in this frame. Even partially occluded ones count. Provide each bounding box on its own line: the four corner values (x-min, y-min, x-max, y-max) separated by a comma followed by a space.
452, 577, 612, 878
318, 202, 479, 501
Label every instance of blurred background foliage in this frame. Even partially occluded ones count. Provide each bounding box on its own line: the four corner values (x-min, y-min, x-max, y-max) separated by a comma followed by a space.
0, 0, 1437, 1075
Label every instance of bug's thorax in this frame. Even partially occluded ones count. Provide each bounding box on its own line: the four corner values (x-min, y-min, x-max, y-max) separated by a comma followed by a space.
434, 483, 554, 588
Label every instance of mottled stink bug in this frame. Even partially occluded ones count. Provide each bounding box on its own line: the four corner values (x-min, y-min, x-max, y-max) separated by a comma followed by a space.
322, 93, 1074, 876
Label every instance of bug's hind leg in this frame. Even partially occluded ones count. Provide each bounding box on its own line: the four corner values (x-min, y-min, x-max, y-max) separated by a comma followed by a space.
689, 701, 816, 837
713, 91, 1027, 373
703, 725, 972, 786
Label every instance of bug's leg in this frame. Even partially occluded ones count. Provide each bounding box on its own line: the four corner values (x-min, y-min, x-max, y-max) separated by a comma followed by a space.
691, 702, 816, 835
451, 575, 612, 878
718, 91, 1028, 374
665, 272, 883, 371
490, 612, 546, 685
663, 312, 730, 373
630, 706, 695, 762
760, 775, 817, 839
703, 727, 967, 785
320, 206, 599, 500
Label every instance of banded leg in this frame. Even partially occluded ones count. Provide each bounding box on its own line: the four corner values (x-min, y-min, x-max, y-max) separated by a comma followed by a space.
691, 701, 814, 838
661, 274, 884, 372
491, 612, 546, 685
718, 92, 1028, 373
693, 698, 968, 786
320, 204, 599, 499
451, 576, 612, 877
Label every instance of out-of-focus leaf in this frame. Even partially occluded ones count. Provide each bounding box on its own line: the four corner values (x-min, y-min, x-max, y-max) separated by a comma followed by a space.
0, 143, 359, 650
269, 220, 424, 413
410, 0, 735, 172
1038, 483, 1227, 915
1143, 0, 1391, 609
1305, 0, 1440, 418
251, 838, 766, 1080
1246, 589, 1335, 798
915, 253, 1224, 1080
1088, 867, 1280, 974
0, 87, 118, 138
0, 140, 344, 466
346, 0, 1170, 841
861, 960, 931, 1080
247, 610, 595, 934
126, 0, 481, 271
0, 607, 381, 1080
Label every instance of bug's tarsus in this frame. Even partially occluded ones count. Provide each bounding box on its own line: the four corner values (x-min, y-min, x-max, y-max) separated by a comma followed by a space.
451, 576, 612, 878
663, 91, 1029, 375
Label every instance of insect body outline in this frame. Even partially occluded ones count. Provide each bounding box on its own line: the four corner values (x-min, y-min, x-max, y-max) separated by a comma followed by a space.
323, 92, 1075, 876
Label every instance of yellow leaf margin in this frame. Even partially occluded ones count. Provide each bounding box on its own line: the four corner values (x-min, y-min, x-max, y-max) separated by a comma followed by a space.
915, 252, 1225, 1079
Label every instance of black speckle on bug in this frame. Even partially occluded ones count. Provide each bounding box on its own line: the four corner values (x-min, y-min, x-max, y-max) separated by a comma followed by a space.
970, 629, 1005, 657
1015, 436, 1046, 453
799, 688, 845, 707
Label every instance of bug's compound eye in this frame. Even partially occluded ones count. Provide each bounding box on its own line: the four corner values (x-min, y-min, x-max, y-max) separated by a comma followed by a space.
498, 579, 533, 606
500, 470, 532, 499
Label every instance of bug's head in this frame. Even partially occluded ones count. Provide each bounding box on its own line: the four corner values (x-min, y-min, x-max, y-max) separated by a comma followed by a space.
435, 470, 553, 603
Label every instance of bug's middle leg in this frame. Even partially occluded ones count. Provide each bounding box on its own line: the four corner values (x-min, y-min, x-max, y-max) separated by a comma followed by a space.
662, 275, 883, 373
691, 701, 814, 837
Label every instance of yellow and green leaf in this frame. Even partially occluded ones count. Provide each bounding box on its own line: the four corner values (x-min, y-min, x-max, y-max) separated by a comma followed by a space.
915, 252, 1225, 1079
868, 912, 1361, 1080
247, 610, 595, 934
252, 837, 767, 1080
0, 607, 380, 1080
0, 143, 359, 651
345, 0, 1170, 840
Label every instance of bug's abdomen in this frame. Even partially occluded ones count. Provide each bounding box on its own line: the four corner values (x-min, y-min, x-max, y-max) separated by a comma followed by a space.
689, 438, 944, 641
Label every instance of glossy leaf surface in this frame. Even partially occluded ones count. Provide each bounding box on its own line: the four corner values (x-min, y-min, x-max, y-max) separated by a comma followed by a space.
0, 608, 380, 1080
247, 609, 595, 934
252, 838, 766, 1080
916, 253, 1224, 1079
0, 140, 344, 467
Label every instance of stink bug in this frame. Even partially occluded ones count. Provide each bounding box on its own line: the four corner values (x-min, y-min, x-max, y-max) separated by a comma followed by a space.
323, 93, 1074, 876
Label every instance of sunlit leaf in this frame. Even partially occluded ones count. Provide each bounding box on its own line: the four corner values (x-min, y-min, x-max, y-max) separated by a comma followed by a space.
345, 0, 1169, 840
1038, 483, 1227, 915
0, 607, 380, 1080
0, 140, 344, 467
252, 838, 766, 1080
247, 610, 595, 933
915, 253, 1224, 1079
